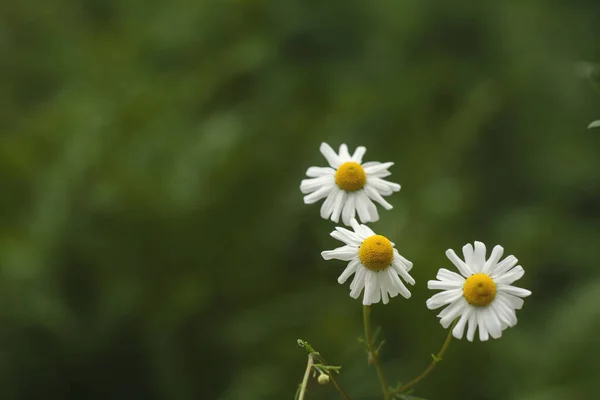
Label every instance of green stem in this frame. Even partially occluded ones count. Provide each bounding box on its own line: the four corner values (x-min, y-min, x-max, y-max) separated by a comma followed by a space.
363, 305, 390, 400
314, 354, 354, 400
390, 321, 457, 396
298, 353, 316, 400
297, 352, 353, 400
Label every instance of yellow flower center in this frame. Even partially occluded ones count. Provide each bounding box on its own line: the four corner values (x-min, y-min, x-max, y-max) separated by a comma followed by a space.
463, 273, 496, 306
359, 235, 394, 271
335, 162, 367, 192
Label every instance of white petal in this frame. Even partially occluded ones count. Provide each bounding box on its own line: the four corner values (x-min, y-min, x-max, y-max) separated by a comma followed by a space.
363, 162, 394, 174
349, 218, 362, 233
483, 307, 502, 339
354, 191, 372, 223
361, 161, 379, 168
359, 222, 376, 237
380, 285, 390, 304
446, 249, 472, 278
491, 300, 517, 328
300, 175, 334, 194
473, 241, 486, 273
477, 309, 489, 341
371, 285, 382, 304
331, 227, 361, 246
462, 243, 475, 274
497, 292, 525, 310
338, 143, 351, 161
364, 184, 393, 210
436, 268, 465, 286
349, 267, 367, 298
341, 192, 357, 226
351, 146, 366, 163
428, 280, 462, 290
439, 298, 468, 328
320, 143, 342, 168
303, 184, 334, 204
452, 307, 471, 339
466, 309, 478, 342
321, 246, 357, 261
394, 252, 413, 272
361, 162, 392, 177
330, 190, 347, 223
380, 270, 398, 298
365, 195, 380, 222
363, 270, 380, 305
371, 170, 391, 178
491, 255, 518, 278
354, 222, 375, 240
426, 289, 462, 309
370, 277, 382, 305
482, 245, 504, 274
436, 268, 465, 283
320, 190, 337, 219
367, 177, 400, 194
391, 259, 415, 285
380, 178, 401, 192
494, 266, 525, 285
388, 268, 412, 298
337, 259, 361, 284
306, 166, 336, 177
588, 120, 600, 129
497, 284, 531, 298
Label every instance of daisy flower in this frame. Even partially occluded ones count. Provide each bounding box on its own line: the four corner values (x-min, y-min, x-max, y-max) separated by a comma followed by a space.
321, 218, 414, 305
300, 143, 401, 225
426, 241, 532, 341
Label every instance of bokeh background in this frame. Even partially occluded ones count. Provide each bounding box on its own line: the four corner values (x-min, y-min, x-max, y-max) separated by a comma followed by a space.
2, 0, 600, 399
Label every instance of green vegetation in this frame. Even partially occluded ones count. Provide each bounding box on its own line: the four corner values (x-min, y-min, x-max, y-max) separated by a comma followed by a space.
1, 0, 599, 399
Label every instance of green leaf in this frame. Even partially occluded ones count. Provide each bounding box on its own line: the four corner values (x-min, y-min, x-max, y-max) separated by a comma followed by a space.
313, 364, 341, 373
297, 339, 316, 354
372, 326, 382, 343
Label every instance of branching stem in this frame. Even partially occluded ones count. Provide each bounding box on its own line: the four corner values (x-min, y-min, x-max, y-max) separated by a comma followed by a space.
298, 352, 316, 400
389, 320, 457, 396
297, 351, 353, 400
363, 305, 390, 400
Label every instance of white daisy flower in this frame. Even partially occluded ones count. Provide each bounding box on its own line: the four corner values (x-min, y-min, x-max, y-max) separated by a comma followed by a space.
321, 218, 415, 305
426, 241, 532, 342
300, 143, 401, 225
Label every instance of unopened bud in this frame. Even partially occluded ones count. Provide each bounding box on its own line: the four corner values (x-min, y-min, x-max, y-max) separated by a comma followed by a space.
317, 373, 330, 385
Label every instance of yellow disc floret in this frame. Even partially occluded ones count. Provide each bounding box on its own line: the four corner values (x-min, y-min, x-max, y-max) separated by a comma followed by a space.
463, 273, 497, 306
335, 162, 367, 191
359, 235, 394, 271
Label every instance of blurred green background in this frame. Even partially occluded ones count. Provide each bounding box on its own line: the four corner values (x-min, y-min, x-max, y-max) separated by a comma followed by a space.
1, 0, 600, 399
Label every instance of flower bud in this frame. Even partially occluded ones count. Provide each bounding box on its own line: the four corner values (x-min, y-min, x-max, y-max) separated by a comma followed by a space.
317, 373, 330, 385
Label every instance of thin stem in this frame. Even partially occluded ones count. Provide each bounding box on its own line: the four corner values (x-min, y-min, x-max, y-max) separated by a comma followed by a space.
298, 353, 316, 400
390, 321, 457, 396
363, 305, 390, 400
314, 354, 354, 400
297, 352, 353, 400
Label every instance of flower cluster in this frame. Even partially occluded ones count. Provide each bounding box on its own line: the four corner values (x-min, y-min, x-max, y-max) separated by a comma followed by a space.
301, 142, 531, 341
